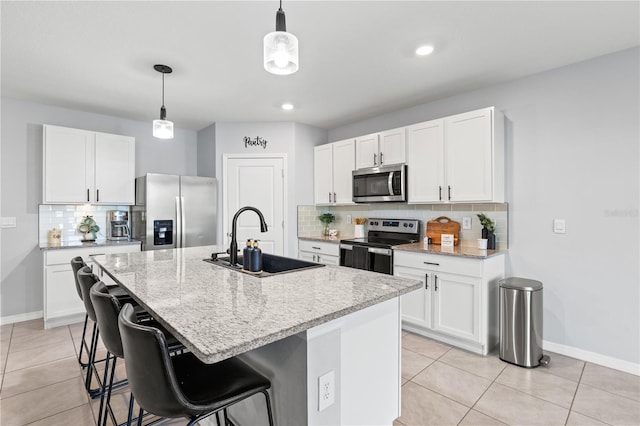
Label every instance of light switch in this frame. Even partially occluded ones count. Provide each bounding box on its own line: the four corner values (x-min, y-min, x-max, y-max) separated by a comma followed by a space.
1, 217, 16, 228
346, 214, 352, 224
553, 219, 566, 234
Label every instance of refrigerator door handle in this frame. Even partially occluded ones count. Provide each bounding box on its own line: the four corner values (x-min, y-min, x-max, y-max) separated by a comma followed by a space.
176, 196, 182, 248
180, 196, 185, 248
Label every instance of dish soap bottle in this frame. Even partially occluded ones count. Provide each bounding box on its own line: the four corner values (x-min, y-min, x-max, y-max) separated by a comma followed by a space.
242, 239, 253, 270
251, 240, 263, 273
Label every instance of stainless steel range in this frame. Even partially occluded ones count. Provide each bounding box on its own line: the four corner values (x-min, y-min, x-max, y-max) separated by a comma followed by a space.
339, 218, 421, 275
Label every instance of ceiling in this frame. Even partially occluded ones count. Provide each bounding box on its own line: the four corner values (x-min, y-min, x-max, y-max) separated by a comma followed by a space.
2, 1, 638, 131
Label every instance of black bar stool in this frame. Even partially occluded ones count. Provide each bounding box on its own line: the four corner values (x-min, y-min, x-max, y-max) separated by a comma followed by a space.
118, 304, 274, 426
90, 281, 185, 426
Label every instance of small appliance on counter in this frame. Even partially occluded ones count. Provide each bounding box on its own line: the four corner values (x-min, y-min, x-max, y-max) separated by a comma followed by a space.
107, 210, 130, 241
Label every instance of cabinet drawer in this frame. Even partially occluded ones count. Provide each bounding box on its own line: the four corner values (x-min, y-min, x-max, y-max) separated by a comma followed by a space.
45, 243, 141, 266
298, 239, 340, 256
394, 250, 482, 277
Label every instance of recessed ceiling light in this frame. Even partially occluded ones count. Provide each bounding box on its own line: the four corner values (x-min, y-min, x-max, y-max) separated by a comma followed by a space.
281, 103, 294, 110
415, 45, 434, 56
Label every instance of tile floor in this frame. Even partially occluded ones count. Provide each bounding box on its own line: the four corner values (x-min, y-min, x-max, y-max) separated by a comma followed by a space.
1, 319, 639, 425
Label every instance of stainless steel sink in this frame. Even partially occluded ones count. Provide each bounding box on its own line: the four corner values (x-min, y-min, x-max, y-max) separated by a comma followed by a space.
204, 252, 325, 278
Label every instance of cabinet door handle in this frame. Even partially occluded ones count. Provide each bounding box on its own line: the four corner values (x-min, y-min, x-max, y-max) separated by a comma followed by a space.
438, 186, 442, 201
87, 188, 90, 202
424, 261, 440, 266
425, 273, 429, 290
379, 152, 383, 165
96, 189, 100, 202
373, 153, 377, 165
448, 185, 452, 201
311, 246, 321, 250
313, 255, 317, 262
333, 192, 336, 203
435, 275, 438, 291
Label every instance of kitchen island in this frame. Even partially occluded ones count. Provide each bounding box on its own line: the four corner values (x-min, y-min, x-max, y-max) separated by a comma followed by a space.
92, 245, 421, 426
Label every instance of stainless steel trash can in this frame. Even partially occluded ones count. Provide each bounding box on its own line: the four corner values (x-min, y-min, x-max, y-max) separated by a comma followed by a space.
499, 277, 549, 368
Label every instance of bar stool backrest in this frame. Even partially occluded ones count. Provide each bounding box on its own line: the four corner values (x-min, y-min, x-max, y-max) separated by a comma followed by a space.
90, 281, 124, 358
77, 266, 100, 322
70, 256, 86, 301
118, 304, 189, 418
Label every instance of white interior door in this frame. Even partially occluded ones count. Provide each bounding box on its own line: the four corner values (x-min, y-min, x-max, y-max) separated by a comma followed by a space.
224, 156, 285, 255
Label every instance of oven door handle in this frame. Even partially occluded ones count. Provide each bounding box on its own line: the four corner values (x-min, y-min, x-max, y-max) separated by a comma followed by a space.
339, 244, 353, 250
368, 247, 392, 256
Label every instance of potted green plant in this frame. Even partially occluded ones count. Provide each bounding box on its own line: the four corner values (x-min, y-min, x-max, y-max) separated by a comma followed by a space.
477, 213, 496, 249
318, 212, 335, 236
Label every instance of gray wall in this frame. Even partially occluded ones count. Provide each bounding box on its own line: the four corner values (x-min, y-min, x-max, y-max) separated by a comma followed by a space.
0, 97, 198, 318
329, 48, 640, 365
197, 123, 216, 177
214, 122, 327, 255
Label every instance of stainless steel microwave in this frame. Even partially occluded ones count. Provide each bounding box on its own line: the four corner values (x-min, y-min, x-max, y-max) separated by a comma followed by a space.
352, 164, 407, 203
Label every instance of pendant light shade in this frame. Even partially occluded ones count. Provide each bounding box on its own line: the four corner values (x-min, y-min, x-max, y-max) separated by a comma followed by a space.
152, 64, 174, 139
264, 1, 298, 75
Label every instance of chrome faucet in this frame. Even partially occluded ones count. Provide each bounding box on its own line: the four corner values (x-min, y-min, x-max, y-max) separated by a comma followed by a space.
228, 206, 268, 266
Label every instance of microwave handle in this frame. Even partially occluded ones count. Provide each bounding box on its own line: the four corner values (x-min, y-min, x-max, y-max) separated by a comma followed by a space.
388, 171, 394, 195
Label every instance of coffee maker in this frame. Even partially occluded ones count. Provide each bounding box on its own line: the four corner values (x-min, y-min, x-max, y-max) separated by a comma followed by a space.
107, 210, 130, 241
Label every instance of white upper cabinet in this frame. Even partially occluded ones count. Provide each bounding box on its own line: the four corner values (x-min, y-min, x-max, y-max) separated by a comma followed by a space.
94, 132, 135, 204
43, 125, 135, 205
445, 108, 501, 202
379, 127, 406, 166
408, 107, 504, 203
355, 129, 406, 169
314, 139, 355, 205
355, 133, 380, 169
407, 119, 445, 203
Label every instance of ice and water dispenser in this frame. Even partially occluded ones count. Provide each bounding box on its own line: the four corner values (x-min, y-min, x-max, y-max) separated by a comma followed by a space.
153, 220, 173, 246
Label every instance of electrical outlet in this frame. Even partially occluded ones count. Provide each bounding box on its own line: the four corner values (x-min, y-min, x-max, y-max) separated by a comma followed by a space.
346, 214, 352, 224
318, 370, 335, 411
462, 217, 472, 230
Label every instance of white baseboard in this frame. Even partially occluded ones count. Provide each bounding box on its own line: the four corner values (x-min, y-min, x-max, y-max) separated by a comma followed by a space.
543, 340, 640, 376
1, 310, 43, 326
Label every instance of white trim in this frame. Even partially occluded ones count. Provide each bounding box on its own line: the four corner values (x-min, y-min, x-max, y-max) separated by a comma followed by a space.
543, 340, 640, 376
1, 310, 43, 326
222, 153, 288, 256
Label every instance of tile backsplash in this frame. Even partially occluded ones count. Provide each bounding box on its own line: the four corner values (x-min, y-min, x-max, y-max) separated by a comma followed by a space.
298, 203, 509, 249
39, 204, 130, 245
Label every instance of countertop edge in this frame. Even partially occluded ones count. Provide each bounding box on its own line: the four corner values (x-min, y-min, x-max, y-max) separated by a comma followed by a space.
393, 242, 507, 259
39, 239, 142, 251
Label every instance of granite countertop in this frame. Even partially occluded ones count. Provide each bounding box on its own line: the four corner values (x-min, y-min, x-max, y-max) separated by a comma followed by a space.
92, 245, 421, 364
394, 242, 506, 259
39, 239, 142, 251
298, 235, 353, 244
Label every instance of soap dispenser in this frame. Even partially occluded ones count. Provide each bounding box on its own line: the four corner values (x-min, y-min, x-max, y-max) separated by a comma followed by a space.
251, 240, 263, 272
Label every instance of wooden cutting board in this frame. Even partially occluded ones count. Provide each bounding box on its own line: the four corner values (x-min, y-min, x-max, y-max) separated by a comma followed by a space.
426, 216, 460, 245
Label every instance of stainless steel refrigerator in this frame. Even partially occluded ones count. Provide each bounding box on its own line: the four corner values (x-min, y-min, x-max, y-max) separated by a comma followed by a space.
131, 173, 217, 251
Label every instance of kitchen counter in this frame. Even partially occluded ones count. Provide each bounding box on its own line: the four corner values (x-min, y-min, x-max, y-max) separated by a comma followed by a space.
92, 245, 420, 364
93, 245, 420, 425
298, 235, 351, 244
39, 239, 141, 251
394, 242, 506, 259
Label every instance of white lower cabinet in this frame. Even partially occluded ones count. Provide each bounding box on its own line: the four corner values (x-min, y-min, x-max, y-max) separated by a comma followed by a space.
43, 243, 141, 328
298, 239, 340, 265
394, 250, 504, 355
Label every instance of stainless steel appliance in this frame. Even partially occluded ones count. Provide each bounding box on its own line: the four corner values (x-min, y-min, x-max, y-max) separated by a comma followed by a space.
340, 218, 420, 275
352, 164, 407, 203
131, 173, 217, 251
106, 210, 130, 241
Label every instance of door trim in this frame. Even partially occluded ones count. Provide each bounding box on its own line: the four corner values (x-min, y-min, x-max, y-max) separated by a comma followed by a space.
222, 153, 288, 255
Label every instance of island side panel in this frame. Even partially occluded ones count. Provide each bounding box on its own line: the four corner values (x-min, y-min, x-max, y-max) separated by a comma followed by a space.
307, 297, 401, 425
226, 332, 309, 426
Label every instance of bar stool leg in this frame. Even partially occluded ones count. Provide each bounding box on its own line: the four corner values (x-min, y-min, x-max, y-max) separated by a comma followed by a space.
78, 314, 90, 368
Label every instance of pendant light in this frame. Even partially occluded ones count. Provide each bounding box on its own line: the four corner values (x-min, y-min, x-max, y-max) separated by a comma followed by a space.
263, 0, 298, 75
152, 64, 174, 139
